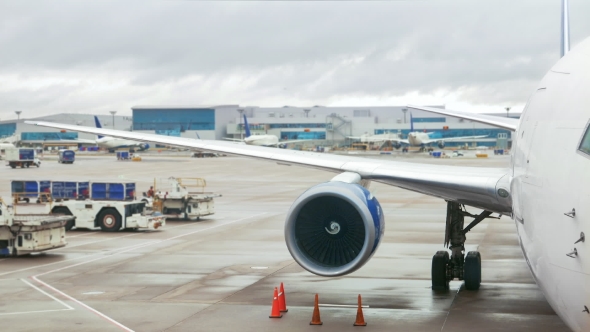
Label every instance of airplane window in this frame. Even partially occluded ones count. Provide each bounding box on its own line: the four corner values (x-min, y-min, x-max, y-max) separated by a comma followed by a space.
579, 123, 590, 156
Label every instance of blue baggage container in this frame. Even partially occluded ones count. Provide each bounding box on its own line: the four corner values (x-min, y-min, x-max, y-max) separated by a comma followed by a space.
52, 181, 78, 199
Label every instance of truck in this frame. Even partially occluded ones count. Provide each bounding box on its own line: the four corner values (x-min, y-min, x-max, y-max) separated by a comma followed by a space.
5, 148, 41, 168
0, 198, 74, 256
143, 177, 221, 220
116, 151, 130, 160
58, 149, 75, 164
50, 200, 165, 232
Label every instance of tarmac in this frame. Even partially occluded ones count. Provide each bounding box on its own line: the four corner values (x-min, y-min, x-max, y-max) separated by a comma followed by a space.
0, 151, 570, 331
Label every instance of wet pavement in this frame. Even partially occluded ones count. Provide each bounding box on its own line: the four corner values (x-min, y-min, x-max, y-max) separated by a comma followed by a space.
0, 152, 569, 331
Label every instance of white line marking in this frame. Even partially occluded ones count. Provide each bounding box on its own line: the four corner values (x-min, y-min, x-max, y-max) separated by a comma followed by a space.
318, 304, 370, 308
0, 308, 73, 316
29, 213, 266, 331
20, 278, 74, 310
31, 275, 134, 331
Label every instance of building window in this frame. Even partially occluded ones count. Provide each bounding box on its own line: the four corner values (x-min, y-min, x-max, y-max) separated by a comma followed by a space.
0, 123, 16, 137
21, 132, 79, 141
280, 131, 326, 140
412, 117, 446, 123
132, 109, 215, 131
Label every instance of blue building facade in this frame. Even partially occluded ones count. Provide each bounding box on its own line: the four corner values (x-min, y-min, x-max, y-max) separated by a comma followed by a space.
0, 123, 16, 137
133, 108, 215, 132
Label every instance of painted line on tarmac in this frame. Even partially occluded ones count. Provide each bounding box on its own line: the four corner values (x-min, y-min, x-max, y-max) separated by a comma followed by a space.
21, 278, 75, 310
29, 212, 266, 332
0, 308, 74, 316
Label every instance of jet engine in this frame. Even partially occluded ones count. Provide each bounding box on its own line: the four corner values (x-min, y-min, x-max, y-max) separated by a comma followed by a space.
139, 143, 150, 151
284, 181, 384, 277
393, 143, 402, 150
437, 141, 445, 149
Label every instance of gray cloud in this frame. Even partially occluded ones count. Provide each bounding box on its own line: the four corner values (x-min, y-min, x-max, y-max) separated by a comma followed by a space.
0, 0, 589, 119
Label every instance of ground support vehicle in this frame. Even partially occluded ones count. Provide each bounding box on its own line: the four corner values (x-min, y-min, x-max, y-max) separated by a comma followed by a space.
0, 198, 73, 256
58, 149, 75, 164
143, 177, 220, 220
116, 151, 130, 160
50, 200, 165, 232
5, 148, 41, 168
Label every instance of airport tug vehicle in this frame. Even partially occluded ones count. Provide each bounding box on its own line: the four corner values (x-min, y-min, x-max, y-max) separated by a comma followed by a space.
142, 177, 220, 220
0, 198, 73, 256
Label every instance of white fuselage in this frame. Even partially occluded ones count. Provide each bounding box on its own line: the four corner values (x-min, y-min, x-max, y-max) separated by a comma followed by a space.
511, 39, 589, 332
243, 134, 279, 147
407, 132, 431, 146
96, 136, 145, 150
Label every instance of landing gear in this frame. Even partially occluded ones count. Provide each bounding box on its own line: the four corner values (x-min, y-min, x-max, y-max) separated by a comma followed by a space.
431, 202, 493, 291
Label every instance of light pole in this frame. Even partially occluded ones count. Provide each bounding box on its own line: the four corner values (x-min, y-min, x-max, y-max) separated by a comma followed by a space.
402, 108, 407, 123
109, 111, 117, 129
505, 107, 511, 118
15, 110, 22, 121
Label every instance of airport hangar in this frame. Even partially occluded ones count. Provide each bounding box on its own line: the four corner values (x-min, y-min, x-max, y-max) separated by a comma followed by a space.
0, 105, 517, 148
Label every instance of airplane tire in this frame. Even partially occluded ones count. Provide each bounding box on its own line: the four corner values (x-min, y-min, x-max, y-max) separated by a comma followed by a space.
432, 251, 450, 290
464, 251, 481, 290
98, 209, 122, 232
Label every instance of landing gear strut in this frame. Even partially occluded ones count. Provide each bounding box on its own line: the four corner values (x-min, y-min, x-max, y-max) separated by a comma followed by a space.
431, 202, 494, 291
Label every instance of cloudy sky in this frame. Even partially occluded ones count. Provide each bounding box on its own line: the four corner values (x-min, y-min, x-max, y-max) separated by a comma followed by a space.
0, 0, 589, 120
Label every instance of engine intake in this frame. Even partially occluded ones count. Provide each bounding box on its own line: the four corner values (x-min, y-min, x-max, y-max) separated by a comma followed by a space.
437, 141, 445, 149
285, 182, 384, 277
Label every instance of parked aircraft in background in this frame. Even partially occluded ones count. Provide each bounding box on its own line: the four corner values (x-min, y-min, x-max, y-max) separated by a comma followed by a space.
94, 116, 149, 152
349, 114, 486, 152
224, 114, 309, 147
27, 2, 589, 331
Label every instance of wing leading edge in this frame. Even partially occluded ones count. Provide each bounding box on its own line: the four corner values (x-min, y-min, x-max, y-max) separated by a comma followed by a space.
408, 105, 518, 131
26, 120, 512, 213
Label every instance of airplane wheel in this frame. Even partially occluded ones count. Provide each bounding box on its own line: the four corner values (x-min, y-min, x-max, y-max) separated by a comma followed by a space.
432, 251, 450, 290
464, 251, 481, 290
98, 209, 122, 232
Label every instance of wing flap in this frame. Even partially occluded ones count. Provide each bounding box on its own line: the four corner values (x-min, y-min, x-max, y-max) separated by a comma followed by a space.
26, 120, 511, 213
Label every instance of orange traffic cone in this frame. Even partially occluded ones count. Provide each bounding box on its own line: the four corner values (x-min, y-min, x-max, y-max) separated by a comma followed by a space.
353, 294, 367, 326
309, 293, 323, 325
269, 287, 283, 318
278, 282, 288, 313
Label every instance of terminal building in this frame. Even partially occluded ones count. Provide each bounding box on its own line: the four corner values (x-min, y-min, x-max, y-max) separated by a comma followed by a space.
0, 105, 518, 148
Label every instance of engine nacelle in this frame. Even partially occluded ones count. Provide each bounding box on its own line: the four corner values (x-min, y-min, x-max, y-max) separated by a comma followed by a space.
284, 182, 384, 277
437, 141, 445, 149
393, 143, 402, 150
139, 143, 150, 151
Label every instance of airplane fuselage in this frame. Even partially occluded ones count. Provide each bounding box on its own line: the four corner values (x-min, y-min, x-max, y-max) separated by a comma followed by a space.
510, 40, 589, 331
407, 132, 431, 146
243, 134, 279, 147
97, 137, 148, 150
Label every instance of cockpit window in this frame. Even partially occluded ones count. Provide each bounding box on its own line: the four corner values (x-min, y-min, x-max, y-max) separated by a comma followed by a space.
579, 122, 590, 156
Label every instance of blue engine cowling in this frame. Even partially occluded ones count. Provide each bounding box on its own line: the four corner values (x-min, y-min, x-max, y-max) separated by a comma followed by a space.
284, 182, 385, 277
139, 143, 150, 151
437, 141, 445, 149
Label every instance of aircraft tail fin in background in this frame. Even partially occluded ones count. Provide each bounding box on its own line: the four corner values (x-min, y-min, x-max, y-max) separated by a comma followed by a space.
93, 116, 104, 139
561, 0, 570, 58
243, 114, 252, 138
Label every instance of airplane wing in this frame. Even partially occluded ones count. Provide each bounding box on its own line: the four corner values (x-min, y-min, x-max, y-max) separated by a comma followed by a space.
408, 105, 518, 131
25, 120, 512, 214
222, 137, 244, 142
